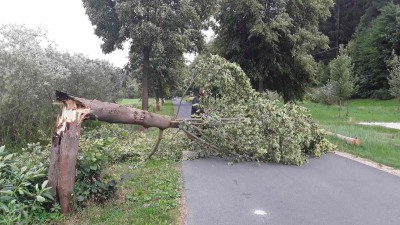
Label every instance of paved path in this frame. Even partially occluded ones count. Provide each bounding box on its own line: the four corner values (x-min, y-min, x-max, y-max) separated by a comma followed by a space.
173, 98, 400, 225
172, 97, 192, 119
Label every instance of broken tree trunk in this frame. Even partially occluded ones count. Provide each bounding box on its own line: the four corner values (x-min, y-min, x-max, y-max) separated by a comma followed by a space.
48, 100, 87, 214
48, 91, 179, 214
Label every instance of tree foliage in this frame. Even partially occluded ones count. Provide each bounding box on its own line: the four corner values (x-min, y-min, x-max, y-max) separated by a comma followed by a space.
213, 0, 333, 101
0, 24, 125, 146
82, 0, 217, 111
177, 55, 335, 165
388, 55, 400, 102
349, 3, 400, 98
328, 48, 356, 116
317, 0, 400, 62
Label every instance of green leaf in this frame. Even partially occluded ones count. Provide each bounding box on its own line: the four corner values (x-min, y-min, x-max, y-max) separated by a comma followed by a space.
77, 195, 85, 202
0, 190, 13, 195
90, 165, 97, 170
36, 195, 46, 202
41, 180, 48, 189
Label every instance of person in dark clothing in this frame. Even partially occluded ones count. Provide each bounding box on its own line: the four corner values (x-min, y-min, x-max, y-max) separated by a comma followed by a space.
191, 89, 205, 118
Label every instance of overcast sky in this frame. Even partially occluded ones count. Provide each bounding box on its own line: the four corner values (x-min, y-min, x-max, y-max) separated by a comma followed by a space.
0, 0, 129, 68
0, 0, 214, 68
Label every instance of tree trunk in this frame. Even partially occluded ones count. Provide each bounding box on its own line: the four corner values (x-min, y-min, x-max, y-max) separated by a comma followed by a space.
326, 131, 361, 146
161, 98, 165, 105
155, 95, 161, 111
339, 99, 342, 118
48, 101, 85, 214
141, 47, 150, 131
257, 78, 264, 93
54, 91, 177, 129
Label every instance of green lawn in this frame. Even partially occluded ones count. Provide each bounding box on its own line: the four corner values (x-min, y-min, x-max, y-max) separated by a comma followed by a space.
61, 99, 181, 225
303, 99, 400, 169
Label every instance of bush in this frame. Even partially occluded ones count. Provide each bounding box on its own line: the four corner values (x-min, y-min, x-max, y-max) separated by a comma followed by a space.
0, 146, 59, 224
371, 89, 393, 100
310, 80, 336, 105
74, 138, 118, 207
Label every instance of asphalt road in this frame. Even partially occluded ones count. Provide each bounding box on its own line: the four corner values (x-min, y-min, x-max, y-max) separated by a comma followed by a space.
172, 98, 400, 225
182, 155, 400, 225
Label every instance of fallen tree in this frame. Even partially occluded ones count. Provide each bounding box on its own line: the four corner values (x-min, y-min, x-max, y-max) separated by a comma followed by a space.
48, 55, 336, 214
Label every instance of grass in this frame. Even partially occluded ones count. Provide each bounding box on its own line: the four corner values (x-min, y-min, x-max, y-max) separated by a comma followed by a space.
59, 99, 182, 225
62, 160, 181, 225
303, 99, 400, 169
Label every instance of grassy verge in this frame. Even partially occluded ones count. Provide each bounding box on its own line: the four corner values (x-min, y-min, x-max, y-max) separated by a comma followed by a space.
304, 99, 400, 169
63, 160, 181, 225
60, 99, 182, 225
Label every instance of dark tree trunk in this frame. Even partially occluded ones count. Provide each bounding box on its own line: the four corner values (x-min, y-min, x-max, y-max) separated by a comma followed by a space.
257, 78, 264, 93
141, 47, 150, 131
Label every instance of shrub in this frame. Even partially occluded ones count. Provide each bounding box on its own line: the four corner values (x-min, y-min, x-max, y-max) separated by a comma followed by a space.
311, 81, 336, 105
0, 146, 59, 224
371, 89, 393, 100
74, 137, 118, 207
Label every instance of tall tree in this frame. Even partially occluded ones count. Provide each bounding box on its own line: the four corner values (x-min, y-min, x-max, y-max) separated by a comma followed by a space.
349, 3, 400, 98
213, 0, 333, 101
82, 0, 216, 112
329, 47, 356, 117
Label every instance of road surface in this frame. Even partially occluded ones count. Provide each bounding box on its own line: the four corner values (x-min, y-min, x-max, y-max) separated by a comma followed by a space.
172, 98, 400, 225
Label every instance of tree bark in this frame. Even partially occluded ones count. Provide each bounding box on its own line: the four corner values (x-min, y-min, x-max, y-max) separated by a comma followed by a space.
48, 101, 85, 214
141, 47, 150, 131
55, 91, 177, 129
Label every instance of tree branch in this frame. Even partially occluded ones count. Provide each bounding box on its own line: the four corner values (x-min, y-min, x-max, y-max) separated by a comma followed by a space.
147, 129, 164, 159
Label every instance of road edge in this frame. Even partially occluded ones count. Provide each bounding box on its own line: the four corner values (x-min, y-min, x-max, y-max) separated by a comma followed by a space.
335, 151, 400, 177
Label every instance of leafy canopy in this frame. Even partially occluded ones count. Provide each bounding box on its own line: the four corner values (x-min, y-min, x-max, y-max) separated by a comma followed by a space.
349, 3, 400, 98
213, 0, 333, 101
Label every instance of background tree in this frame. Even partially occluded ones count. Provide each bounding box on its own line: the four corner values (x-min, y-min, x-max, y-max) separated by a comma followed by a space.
349, 3, 400, 98
329, 47, 356, 117
82, 0, 216, 113
316, 0, 400, 63
0, 24, 125, 147
388, 55, 400, 110
213, 0, 333, 101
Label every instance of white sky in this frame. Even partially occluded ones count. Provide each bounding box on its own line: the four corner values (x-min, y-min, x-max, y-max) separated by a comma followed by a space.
0, 0, 214, 68
0, 0, 129, 68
